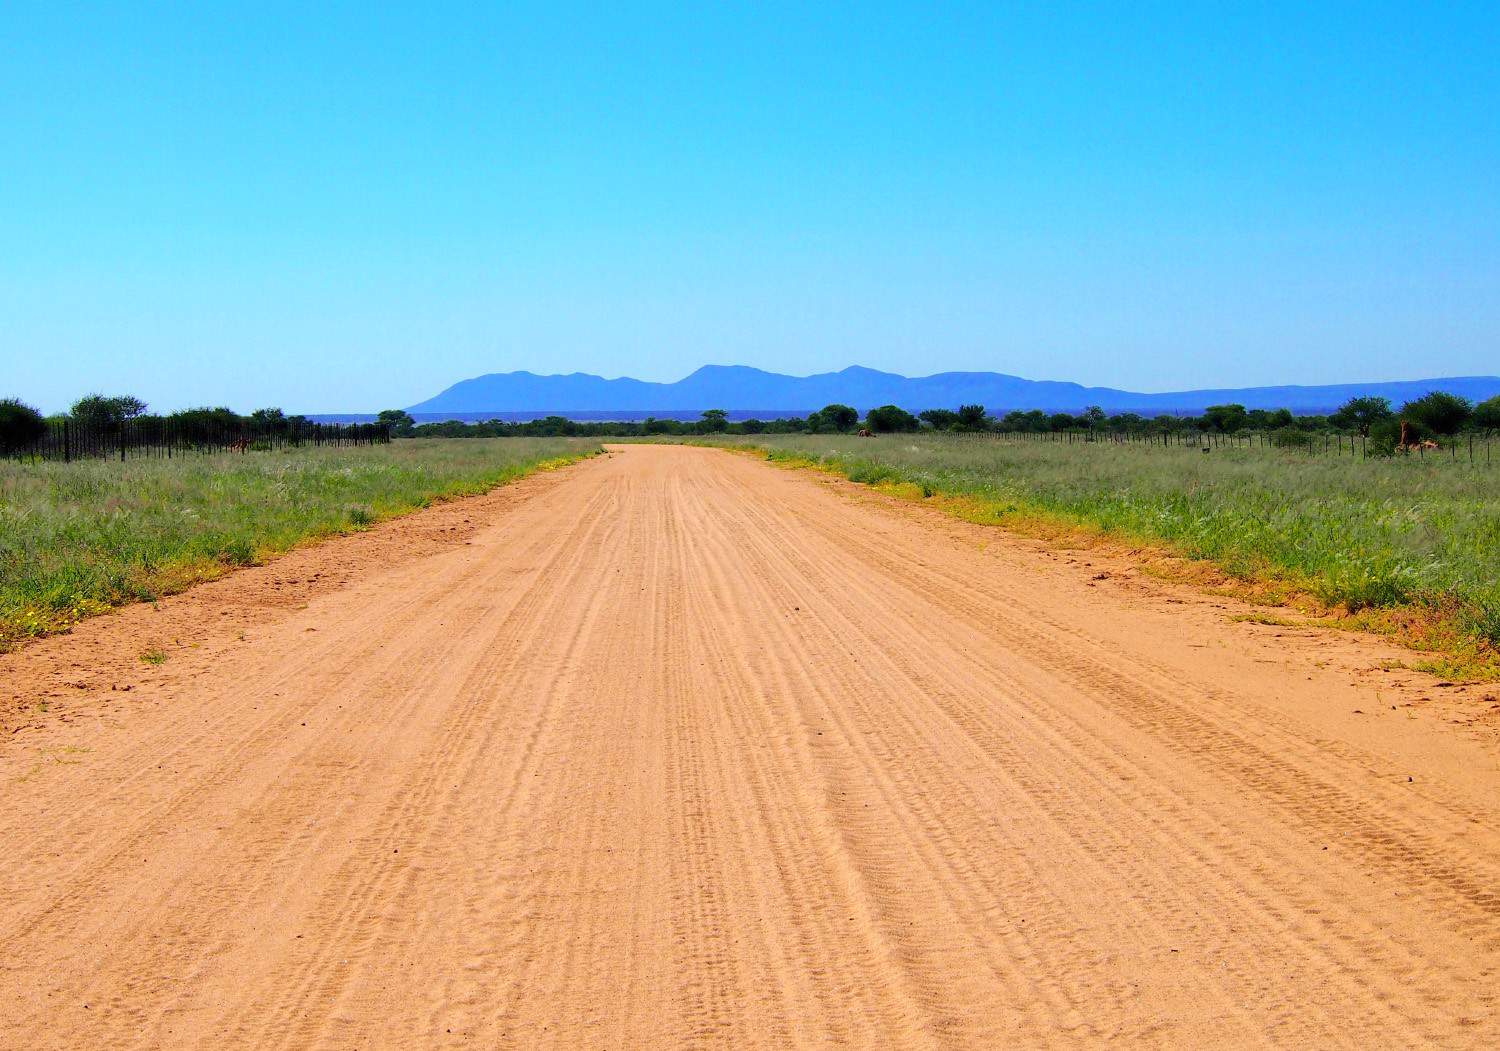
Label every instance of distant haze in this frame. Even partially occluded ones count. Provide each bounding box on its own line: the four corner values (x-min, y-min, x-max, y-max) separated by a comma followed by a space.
404, 365, 1500, 420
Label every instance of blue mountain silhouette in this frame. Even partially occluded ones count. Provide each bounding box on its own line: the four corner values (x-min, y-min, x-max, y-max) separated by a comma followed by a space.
409, 365, 1500, 416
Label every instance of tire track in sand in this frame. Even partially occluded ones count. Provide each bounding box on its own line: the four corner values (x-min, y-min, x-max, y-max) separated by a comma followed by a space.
0, 444, 1495, 1049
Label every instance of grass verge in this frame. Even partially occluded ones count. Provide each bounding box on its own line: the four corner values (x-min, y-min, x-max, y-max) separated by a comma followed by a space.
699, 436, 1500, 681
1, 438, 600, 650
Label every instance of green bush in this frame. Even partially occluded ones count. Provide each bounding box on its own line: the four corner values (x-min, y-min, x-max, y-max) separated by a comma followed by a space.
70, 394, 147, 430
1473, 395, 1500, 433
865, 405, 919, 432
817, 404, 859, 432
956, 404, 989, 431
1402, 391, 1472, 435
0, 398, 47, 454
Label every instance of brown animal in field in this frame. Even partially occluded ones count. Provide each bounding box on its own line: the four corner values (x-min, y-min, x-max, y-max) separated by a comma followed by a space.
228, 438, 251, 454
1398, 420, 1415, 451
1418, 439, 1439, 450
856, 428, 874, 438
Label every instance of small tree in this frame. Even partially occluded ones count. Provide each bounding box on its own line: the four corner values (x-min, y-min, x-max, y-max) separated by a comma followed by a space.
818, 404, 859, 432
1367, 417, 1404, 456
1402, 391, 1472, 435
999, 410, 1028, 432
955, 404, 988, 431
0, 398, 47, 454
1079, 405, 1108, 430
376, 409, 416, 437
865, 404, 918, 432
697, 408, 729, 433
1473, 395, 1500, 433
1329, 395, 1392, 436
70, 393, 147, 430
168, 406, 241, 445
918, 408, 959, 430
1049, 412, 1076, 431
1201, 403, 1248, 433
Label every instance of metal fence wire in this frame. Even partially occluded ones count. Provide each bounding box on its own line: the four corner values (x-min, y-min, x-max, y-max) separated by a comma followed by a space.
989, 427, 1495, 463
8, 417, 392, 463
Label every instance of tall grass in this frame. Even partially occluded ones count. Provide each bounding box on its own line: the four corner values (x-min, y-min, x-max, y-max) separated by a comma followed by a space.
0, 438, 599, 648
703, 433, 1500, 671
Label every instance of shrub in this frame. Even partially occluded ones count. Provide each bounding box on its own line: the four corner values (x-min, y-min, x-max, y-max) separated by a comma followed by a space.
1367, 419, 1402, 456
0, 398, 47, 454
1329, 396, 1393, 436
375, 409, 416, 437
1473, 395, 1500, 433
70, 394, 147, 430
955, 404, 989, 431
865, 404, 919, 432
1202, 404, 1249, 433
696, 409, 729, 434
1402, 391, 1472, 435
168, 406, 241, 445
818, 404, 859, 432
919, 409, 959, 430
1271, 426, 1312, 448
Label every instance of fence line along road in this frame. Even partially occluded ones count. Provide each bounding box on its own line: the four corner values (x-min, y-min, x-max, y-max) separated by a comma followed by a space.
8, 418, 392, 464
988, 427, 1496, 463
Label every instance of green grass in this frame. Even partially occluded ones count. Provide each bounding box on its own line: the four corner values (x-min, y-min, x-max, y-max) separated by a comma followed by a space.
0, 437, 599, 649
698, 433, 1500, 677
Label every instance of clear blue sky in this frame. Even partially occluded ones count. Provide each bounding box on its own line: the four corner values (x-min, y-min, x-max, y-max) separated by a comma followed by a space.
3, 3, 1497, 413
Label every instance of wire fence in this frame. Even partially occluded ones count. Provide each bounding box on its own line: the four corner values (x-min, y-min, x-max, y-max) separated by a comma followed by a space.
990, 427, 1498, 463
6, 417, 391, 464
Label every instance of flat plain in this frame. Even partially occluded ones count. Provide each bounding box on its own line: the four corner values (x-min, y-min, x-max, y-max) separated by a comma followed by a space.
1, 444, 1497, 1048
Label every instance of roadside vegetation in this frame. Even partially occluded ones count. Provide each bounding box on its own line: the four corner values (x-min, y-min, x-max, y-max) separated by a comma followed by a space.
365, 391, 1500, 452
700, 432, 1500, 679
6, 385, 1497, 673
0, 437, 598, 649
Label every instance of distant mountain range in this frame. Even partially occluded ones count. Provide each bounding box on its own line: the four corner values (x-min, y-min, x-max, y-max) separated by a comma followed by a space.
407, 365, 1500, 418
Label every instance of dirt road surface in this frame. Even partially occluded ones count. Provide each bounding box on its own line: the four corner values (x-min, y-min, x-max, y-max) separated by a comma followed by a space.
2, 444, 1497, 1049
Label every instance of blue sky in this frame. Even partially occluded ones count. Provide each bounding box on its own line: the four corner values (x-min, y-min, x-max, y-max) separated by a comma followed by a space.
3, 3, 1497, 413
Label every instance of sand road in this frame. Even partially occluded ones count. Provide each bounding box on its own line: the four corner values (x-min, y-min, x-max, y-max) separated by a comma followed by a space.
1, 444, 1497, 1048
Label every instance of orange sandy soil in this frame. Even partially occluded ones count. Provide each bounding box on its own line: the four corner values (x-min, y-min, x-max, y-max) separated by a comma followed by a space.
1, 444, 1497, 1049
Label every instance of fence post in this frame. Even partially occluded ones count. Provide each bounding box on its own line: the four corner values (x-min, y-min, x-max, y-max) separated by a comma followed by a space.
63, 420, 71, 463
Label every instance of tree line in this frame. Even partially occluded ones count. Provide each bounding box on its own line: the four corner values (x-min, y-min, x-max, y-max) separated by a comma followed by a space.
0, 394, 380, 456
373, 390, 1500, 451
8, 390, 1494, 457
